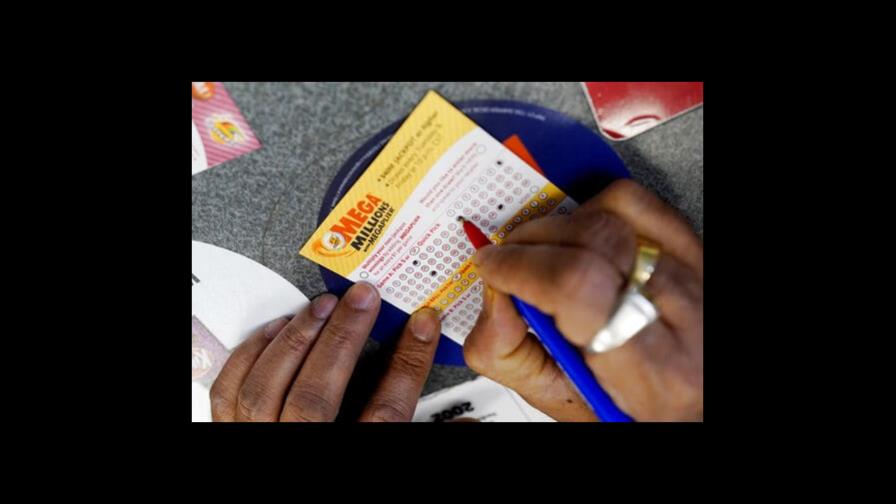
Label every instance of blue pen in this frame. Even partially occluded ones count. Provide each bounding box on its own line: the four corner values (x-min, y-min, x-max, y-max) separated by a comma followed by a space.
460, 217, 633, 422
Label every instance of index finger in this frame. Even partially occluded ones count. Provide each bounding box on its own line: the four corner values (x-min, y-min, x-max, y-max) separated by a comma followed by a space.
280, 282, 381, 422
587, 179, 702, 278
359, 308, 441, 422
473, 243, 624, 345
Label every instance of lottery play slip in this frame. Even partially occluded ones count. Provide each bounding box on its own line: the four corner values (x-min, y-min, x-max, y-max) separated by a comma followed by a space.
300, 91, 578, 345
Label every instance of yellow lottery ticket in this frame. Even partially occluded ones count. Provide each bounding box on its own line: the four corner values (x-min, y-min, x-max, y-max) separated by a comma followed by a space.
300, 91, 577, 345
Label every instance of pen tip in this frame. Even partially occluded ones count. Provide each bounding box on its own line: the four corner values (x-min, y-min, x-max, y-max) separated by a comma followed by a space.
457, 216, 466, 222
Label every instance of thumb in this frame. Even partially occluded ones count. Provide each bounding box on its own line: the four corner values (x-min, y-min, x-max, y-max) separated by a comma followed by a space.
463, 287, 597, 422
465, 286, 530, 363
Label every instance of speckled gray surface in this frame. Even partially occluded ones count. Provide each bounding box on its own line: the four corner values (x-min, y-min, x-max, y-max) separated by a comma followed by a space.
192, 82, 703, 400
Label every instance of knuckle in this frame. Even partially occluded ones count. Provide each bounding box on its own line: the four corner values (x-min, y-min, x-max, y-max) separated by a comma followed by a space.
209, 384, 232, 419
365, 397, 412, 422
589, 257, 623, 291
604, 178, 643, 201
236, 384, 266, 421
209, 378, 225, 403
577, 211, 636, 259
556, 250, 598, 293
283, 386, 335, 422
236, 399, 259, 421
278, 323, 316, 353
391, 347, 432, 377
321, 319, 362, 352
599, 212, 636, 252
572, 207, 609, 230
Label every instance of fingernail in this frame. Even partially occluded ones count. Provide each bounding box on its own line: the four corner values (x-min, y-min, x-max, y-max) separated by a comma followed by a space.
310, 294, 338, 319
264, 317, 290, 339
347, 281, 378, 310
472, 244, 495, 267
410, 308, 439, 342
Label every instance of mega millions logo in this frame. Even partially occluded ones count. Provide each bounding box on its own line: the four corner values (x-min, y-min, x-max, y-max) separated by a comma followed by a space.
313, 193, 395, 258
206, 114, 247, 146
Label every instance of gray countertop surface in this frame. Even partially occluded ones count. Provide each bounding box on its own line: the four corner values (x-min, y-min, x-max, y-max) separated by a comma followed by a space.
192, 82, 703, 401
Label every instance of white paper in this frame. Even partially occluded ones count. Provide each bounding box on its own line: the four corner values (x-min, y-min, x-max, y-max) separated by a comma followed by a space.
413, 376, 555, 422
191, 241, 309, 421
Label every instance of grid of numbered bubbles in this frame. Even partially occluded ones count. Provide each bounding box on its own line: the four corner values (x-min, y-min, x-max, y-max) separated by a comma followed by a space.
383, 157, 565, 318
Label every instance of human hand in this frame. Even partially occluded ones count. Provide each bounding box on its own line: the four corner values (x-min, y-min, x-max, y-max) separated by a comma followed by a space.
210, 282, 441, 421
463, 180, 703, 421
